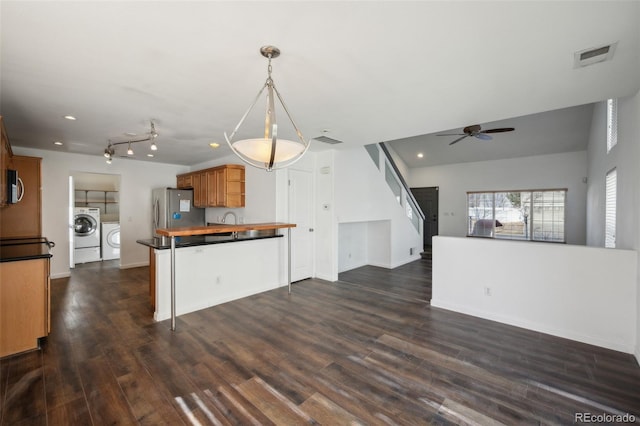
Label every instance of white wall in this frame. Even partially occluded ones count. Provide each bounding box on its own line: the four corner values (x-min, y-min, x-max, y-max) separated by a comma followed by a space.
334, 147, 422, 271
586, 96, 639, 250
11, 147, 186, 278
314, 150, 337, 281
409, 151, 588, 245
154, 237, 285, 321
432, 236, 637, 353
585, 92, 640, 363
338, 222, 369, 272
189, 153, 280, 224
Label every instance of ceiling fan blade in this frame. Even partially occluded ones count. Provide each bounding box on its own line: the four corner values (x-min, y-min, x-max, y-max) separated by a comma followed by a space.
449, 135, 469, 145
475, 133, 493, 140
437, 133, 465, 136
483, 127, 515, 133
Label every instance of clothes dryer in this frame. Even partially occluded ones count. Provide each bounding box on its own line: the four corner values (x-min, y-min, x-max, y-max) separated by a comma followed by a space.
101, 222, 120, 260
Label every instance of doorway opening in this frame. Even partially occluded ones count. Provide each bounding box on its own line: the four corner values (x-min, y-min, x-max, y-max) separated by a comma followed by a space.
69, 172, 121, 268
410, 186, 439, 255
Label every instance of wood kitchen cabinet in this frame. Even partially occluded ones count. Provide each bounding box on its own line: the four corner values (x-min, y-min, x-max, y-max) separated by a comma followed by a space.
176, 164, 245, 208
211, 165, 245, 207
0, 116, 14, 207
0, 155, 42, 238
176, 173, 193, 189
0, 258, 50, 358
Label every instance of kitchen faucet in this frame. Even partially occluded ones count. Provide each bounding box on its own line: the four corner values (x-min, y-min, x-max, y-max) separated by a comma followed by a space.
222, 211, 237, 224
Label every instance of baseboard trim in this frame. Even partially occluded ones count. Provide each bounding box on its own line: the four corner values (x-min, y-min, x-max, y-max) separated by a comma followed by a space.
120, 261, 149, 269
431, 298, 634, 354
51, 272, 71, 279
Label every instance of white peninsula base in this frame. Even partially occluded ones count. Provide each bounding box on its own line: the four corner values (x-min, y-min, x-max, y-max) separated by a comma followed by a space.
153, 237, 287, 322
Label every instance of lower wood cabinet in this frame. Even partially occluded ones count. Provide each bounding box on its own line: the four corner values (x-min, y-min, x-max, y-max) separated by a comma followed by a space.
0, 258, 50, 358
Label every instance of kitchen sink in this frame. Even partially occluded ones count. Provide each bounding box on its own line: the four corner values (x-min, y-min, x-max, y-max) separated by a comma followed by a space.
234, 229, 277, 239
205, 223, 278, 239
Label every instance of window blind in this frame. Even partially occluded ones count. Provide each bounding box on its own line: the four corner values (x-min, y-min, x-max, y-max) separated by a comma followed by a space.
605, 168, 617, 248
607, 98, 618, 153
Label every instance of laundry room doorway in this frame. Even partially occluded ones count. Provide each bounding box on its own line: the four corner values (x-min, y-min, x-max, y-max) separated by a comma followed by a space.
69, 172, 121, 268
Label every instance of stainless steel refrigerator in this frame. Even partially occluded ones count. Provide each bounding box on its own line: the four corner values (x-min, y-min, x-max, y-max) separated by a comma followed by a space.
152, 188, 205, 235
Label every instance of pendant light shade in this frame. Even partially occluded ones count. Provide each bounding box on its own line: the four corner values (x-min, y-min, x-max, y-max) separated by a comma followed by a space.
225, 46, 309, 171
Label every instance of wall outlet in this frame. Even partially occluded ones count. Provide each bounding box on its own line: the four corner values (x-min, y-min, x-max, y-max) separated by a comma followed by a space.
484, 287, 492, 296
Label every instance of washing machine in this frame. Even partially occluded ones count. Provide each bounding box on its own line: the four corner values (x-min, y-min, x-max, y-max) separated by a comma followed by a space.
74, 207, 101, 263
101, 222, 120, 260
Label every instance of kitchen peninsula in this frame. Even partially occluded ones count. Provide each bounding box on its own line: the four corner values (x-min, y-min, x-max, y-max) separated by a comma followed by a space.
137, 222, 295, 330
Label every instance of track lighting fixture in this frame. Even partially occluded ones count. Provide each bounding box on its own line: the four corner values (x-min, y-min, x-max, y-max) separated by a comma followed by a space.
104, 120, 158, 163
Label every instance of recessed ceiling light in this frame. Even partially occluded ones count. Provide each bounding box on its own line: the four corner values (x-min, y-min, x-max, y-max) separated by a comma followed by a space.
147, 153, 154, 158
63, 115, 76, 121
417, 153, 424, 158
53, 141, 63, 146
209, 142, 220, 148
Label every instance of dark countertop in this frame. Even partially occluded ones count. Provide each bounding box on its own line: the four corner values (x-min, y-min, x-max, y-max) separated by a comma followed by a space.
137, 233, 283, 250
0, 237, 54, 262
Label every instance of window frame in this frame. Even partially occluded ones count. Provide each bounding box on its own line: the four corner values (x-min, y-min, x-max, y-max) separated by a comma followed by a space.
605, 168, 617, 248
606, 98, 618, 153
466, 188, 567, 243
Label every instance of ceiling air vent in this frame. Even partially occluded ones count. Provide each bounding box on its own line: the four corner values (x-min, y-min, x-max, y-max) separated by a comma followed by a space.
574, 42, 617, 68
313, 135, 343, 145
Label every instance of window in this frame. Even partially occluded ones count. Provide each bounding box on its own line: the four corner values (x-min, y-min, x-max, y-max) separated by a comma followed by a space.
467, 189, 566, 243
605, 168, 617, 248
607, 98, 618, 153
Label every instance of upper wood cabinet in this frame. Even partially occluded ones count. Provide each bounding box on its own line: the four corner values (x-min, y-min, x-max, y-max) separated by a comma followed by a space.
216, 165, 245, 208
177, 164, 245, 208
0, 156, 42, 238
1, 116, 14, 208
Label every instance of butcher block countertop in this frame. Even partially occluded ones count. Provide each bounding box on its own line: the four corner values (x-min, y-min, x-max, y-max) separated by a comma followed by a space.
154, 222, 296, 237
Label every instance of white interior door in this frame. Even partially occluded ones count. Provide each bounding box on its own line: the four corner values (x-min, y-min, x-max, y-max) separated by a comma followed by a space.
289, 169, 313, 282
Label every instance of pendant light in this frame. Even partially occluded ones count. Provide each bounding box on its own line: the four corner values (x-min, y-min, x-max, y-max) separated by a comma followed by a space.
224, 46, 310, 171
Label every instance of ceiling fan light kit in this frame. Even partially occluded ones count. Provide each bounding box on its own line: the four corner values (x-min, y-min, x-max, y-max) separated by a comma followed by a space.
104, 120, 158, 163
224, 45, 310, 171
438, 124, 515, 145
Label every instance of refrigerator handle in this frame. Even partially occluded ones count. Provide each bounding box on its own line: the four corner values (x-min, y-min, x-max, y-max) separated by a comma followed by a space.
153, 198, 159, 230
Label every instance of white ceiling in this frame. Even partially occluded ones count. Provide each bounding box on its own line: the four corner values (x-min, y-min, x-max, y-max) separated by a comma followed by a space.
1, 1, 639, 167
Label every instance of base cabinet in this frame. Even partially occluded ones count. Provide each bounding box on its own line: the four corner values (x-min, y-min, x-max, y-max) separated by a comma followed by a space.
0, 258, 50, 358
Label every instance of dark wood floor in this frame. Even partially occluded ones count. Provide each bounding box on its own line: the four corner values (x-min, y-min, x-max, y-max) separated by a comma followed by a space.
1, 258, 639, 425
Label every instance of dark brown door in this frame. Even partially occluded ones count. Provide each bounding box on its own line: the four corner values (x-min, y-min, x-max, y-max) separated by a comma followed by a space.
411, 187, 438, 248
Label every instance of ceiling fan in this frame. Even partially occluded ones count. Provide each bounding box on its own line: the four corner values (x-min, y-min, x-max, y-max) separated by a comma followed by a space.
438, 124, 515, 145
